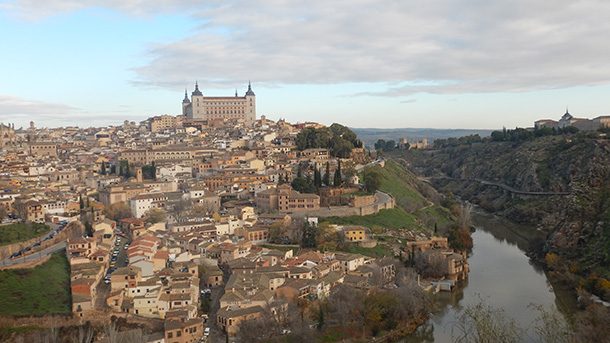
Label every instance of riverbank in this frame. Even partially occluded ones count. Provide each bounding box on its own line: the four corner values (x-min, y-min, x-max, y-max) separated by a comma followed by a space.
405, 213, 570, 342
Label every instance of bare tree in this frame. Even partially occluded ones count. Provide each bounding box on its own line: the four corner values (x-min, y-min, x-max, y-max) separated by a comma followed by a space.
65, 221, 85, 239
394, 266, 431, 319
414, 250, 448, 279
72, 322, 95, 343
235, 310, 280, 342
172, 199, 193, 221
529, 304, 572, 343
327, 284, 367, 337
451, 299, 521, 343
104, 320, 119, 343
458, 203, 473, 230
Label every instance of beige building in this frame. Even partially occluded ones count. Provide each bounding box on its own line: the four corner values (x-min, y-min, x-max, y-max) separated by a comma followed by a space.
29, 142, 58, 158
182, 81, 256, 125
150, 115, 183, 133
256, 184, 320, 213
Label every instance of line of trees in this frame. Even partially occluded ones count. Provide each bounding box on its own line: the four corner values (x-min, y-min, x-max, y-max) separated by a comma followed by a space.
374, 139, 399, 152
291, 161, 344, 193
432, 126, 585, 149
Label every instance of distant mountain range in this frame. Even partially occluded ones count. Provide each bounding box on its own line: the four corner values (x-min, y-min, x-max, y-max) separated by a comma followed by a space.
351, 128, 494, 147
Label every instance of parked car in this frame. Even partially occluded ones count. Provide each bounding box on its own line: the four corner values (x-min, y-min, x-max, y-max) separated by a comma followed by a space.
204, 327, 210, 336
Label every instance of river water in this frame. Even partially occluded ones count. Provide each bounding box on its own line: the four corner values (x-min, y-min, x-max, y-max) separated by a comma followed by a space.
404, 211, 575, 342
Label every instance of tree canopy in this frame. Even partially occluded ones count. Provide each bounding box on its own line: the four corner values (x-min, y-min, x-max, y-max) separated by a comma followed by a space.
295, 123, 363, 158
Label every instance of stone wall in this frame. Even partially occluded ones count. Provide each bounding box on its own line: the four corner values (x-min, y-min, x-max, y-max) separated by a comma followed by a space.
295, 191, 395, 218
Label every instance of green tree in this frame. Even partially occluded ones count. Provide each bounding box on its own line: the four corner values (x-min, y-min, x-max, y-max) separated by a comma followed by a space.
374, 139, 386, 151
291, 177, 316, 194
79, 194, 84, 210
314, 166, 322, 188
84, 222, 93, 237
363, 170, 382, 193
323, 162, 330, 186
100, 162, 106, 175
141, 164, 156, 180
448, 226, 473, 252
316, 305, 325, 331
119, 160, 131, 178
333, 160, 342, 187
301, 222, 317, 248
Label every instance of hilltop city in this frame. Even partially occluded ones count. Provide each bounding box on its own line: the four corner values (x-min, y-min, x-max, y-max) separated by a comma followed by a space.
0, 84, 470, 343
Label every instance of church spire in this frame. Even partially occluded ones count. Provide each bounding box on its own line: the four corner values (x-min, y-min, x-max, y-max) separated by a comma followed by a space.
245, 80, 255, 96
235, 89, 238, 97
191, 80, 203, 96
182, 88, 190, 103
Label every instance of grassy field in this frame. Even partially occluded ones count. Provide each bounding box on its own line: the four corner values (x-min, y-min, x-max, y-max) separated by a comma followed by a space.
324, 208, 422, 231
0, 252, 71, 316
344, 243, 393, 258
369, 160, 429, 212
413, 204, 455, 231
363, 159, 455, 231
0, 223, 50, 246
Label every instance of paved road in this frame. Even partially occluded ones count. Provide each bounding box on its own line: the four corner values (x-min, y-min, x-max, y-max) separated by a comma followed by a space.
0, 241, 66, 267
354, 158, 384, 172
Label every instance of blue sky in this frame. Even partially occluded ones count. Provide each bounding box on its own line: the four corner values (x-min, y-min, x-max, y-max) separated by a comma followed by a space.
1, 0, 610, 129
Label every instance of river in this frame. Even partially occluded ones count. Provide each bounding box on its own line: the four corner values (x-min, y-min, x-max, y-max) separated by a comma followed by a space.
404, 210, 575, 342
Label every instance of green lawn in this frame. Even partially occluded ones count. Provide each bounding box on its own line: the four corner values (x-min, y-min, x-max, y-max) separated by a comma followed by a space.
0, 223, 51, 246
0, 252, 71, 316
368, 160, 429, 212
413, 205, 455, 232
344, 243, 393, 258
324, 208, 422, 231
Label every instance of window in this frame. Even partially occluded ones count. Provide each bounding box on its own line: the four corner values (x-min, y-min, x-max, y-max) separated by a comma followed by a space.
167, 332, 173, 338
177, 331, 181, 337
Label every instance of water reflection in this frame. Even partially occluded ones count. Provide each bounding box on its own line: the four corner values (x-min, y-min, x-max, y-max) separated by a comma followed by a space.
404, 211, 566, 343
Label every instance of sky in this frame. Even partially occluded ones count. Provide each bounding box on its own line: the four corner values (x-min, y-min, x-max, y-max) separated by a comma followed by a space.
1, 0, 610, 130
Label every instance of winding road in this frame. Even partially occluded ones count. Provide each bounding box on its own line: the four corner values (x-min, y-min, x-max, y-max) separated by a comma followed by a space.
0, 241, 66, 267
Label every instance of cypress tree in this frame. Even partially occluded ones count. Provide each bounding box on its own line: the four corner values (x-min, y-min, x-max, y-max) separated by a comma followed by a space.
314, 165, 322, 188
333, 160, 342, 187
323, 162, 330, 186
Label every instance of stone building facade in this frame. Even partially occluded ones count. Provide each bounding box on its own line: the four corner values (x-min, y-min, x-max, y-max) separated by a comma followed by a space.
182, 81, 256, 125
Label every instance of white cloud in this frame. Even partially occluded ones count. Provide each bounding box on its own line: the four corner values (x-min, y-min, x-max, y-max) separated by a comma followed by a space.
0, 95, 134, 128
0, 95, 80, 118
5, 0, 610, 96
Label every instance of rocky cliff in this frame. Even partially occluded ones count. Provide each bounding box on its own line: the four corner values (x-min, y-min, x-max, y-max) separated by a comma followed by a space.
401, 134, 610, 285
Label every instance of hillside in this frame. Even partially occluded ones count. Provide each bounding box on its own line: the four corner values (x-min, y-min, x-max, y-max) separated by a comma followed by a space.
400, 133, 610, 299
334, 160, 455, 233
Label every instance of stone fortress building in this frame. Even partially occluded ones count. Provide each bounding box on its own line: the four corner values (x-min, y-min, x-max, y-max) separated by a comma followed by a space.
182, 81, 256, 125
